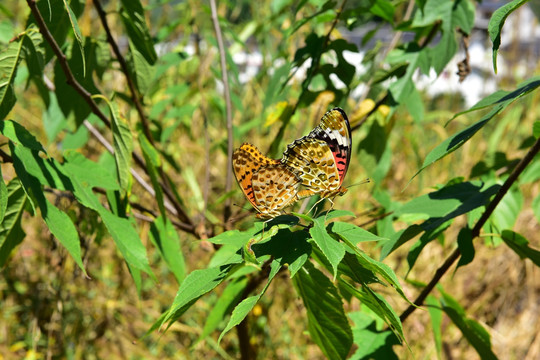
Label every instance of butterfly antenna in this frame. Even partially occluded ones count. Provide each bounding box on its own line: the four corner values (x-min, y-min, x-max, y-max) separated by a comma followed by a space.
346, 178, 371, 189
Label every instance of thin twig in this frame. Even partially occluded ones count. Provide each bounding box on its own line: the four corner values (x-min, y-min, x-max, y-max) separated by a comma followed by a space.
93, 0, 155, 145
400, 135, 540, 323
26, 0, 196, 234
209, 0, 234, 223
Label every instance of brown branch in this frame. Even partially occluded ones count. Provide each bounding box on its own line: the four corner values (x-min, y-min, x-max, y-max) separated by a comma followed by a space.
400, 135, 540, 323
93, 0, 155, 145
209, 0, 234, 224
26, 0, 196, 235
26, 0, 111, 128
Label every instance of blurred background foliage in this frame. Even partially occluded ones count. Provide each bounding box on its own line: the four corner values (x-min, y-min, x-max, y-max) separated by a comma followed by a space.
1, 0, 540, 359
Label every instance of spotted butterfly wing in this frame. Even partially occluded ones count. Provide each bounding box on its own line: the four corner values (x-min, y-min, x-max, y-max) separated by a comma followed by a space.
232, 143, 301, 218
281, 137, 343, 199
281, 108, 351, 199
306, 107, 352, 186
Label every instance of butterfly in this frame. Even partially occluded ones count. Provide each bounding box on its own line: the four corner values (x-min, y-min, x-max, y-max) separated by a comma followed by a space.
281, 107, 352, 199
232, 143, 302, 219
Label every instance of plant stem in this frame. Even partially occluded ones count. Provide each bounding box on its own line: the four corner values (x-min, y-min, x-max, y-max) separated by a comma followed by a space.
209, 0, 234, 224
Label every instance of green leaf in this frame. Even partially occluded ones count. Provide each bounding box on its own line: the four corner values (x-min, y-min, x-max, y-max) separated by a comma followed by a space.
456, 227, 474, 269
330, 222, 388, 245
533, 121, 540, 138
63, 163, 154, 279
293, 262, 353, 360
62, 151, 119, 190
120, 0, 157, 64
0, 166, 6, 224
414, 76, 540, 180
157, 264, 234, 330
369, 0, 395, 23
149, 216, 186, 283
501, 230, 540, 267
310, 216, 345, 279
533, 193, 540, 224
452, 76, 540, 120
426, 296, 443, 360
0, 179, 27, 267
218, 260, 282, 343
62, 0, 85, 76
0, 119, 44, 151
340, 281, 404, 343
197, 276, 249, 343
129, 42, 155, 94
488, 0, 528, 73
349, 311, 399, 360
0, 30, 25, 119
11, 144, 86, 275
95, 96, 133, 191
139, 134, 165, 217
412, 106, 501, 181
491, 187, 523, 232
440, 291, 497, 360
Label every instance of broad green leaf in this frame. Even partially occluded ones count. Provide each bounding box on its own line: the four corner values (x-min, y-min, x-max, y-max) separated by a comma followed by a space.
533, 121, 540, 138
520, 158, 540, 184
349, 312, 399, 360
310, 216, 345, 278
294, 262, 353, 359
22, 25, 45, 81
451, 76, 540, 120
414, 76, 540, 180
120, 0, 157, 64
218, 260, 282, 343
0, 29, 25, 120
330, 222, 388, 245
11, 144, 86, 275
197, 276, 249, 343
440, 291, 497, 360
182, 167, 204, 212
250, 228, 311, 278
0, 120, 44, 151
42, 92, 67, 142
396, 181, 499, 224
62, 164, 154, 279
456, 227, 474, 269
488, 0, 528, 73
0, 180, 27, 267
341, 281, 404, 344
94, 95, 133, 191
380, 225, 423, 260
412, 106, 501, 181
139, 134, 165, 217
62, 0, 85, 76
339, 252, 383, 286
501, 230, 540, 267
130, 43, 155, 94
62, 151, 119, 191
157, 264, 234, 329
149, 216, 186, 283
0, 165, 7, 224
369, 0, 395, 23
426, 296, 443, 360
490, 187, 522, 232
